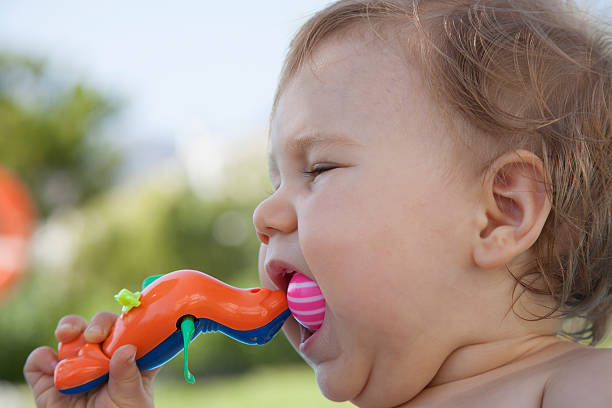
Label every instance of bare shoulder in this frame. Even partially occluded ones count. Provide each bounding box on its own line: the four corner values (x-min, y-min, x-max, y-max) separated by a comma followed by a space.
542, 346, 612, 408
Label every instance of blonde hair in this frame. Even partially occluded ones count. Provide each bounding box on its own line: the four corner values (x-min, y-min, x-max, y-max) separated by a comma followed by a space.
271, 0, 612, 344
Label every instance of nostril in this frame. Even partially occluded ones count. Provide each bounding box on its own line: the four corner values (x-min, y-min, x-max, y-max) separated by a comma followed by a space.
257, 232, 269, 245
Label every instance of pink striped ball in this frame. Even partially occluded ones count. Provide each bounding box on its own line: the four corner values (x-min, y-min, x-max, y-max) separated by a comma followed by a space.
287, 272, 326, 331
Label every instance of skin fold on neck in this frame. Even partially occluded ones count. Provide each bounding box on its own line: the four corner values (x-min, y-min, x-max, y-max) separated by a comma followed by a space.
427, 334, 581, 388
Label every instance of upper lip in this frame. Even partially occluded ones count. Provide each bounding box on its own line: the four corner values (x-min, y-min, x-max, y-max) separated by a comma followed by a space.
265, 259, 303, 292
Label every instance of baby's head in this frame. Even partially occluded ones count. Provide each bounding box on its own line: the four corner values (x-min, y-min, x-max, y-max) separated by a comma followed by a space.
253, 0, 611, 405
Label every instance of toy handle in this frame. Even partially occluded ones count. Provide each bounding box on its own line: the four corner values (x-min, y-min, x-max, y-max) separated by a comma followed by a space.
54, 270, 290, 394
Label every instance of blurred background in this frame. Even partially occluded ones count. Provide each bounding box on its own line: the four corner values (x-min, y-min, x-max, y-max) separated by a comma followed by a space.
0, 1, 610, 407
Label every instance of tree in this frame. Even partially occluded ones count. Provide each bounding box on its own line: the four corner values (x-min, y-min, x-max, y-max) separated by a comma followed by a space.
0, 52, 121, 218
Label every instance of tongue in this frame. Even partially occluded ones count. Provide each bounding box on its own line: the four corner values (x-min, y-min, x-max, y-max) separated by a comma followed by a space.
287, 272, 326, 331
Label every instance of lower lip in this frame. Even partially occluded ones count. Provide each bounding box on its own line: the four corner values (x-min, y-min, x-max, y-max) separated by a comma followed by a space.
298, 322, 321, 354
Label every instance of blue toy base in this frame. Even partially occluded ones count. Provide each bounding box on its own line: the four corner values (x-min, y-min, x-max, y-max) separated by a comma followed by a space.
57, 309, 290, 395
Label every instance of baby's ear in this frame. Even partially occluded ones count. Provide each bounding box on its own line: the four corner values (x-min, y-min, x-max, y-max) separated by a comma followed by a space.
473, 149, 551, 270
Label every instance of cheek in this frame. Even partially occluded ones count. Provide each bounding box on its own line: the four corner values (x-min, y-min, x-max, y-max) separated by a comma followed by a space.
298, 168, 468, 335
302, 168, 430, 263
298, 178, 411, 322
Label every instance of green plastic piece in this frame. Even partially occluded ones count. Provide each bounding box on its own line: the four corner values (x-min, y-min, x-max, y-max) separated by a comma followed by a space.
180, 317, 196, 384
114, 288, 141, 314
141, 274, 165, 290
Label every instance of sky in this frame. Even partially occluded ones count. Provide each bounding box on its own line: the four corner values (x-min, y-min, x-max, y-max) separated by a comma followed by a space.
0, 0, 610, 179
0, 0, 333, 177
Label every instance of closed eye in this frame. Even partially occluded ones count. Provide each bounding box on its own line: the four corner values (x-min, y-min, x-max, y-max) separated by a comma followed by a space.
303, 163, 338, 178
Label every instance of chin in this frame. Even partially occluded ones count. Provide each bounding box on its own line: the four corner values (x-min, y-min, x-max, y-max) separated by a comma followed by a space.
315, 366, 357, 403
313, 358, 370, 404
317, 355, 426, 408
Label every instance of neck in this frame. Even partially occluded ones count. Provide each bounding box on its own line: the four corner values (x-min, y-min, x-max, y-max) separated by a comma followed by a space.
427, 334, 578, 388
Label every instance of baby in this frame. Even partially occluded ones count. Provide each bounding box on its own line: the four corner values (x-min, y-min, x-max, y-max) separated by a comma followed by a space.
24, 0, 611, 407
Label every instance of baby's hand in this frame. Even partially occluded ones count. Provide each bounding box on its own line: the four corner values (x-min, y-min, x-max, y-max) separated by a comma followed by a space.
24, 312, 159, 408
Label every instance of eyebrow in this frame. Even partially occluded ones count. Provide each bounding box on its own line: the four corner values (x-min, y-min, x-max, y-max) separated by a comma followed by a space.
268, 131, 362, 176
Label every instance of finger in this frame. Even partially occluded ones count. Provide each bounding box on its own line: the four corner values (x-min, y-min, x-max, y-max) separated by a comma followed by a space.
55, 315, 87, 343
107, 345, 147, 402
84, 311, 118, 343
23, 346, 58, 396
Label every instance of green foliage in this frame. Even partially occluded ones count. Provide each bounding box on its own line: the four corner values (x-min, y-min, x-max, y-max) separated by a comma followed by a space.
0, 52, 121, 217
0, 263, 73, 380
0, 50, 122, 380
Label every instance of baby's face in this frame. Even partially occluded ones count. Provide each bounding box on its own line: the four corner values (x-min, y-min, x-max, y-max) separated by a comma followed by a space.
254, 34, 485, 406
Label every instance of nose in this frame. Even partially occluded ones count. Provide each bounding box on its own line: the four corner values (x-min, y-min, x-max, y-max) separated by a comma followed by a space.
253, 188, 297, 245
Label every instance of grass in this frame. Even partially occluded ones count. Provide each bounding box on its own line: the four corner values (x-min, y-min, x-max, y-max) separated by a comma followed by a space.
11, 365, 352, 408
156, 365, 351, 408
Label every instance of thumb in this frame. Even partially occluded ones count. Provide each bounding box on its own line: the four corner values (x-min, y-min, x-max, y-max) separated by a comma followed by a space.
107, 345, 147, 402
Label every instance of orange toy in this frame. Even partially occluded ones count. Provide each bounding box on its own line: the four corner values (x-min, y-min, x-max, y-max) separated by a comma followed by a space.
54, 269, 290, 394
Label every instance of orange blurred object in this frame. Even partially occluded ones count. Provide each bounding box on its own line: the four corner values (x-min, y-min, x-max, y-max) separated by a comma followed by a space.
0, 166, 35, 299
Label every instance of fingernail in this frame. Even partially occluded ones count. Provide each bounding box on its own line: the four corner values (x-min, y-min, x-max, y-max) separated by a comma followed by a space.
57, 324, 75, 332
128, 347, 136, 362
50, 360, 57, 371
85, 325, 102, 337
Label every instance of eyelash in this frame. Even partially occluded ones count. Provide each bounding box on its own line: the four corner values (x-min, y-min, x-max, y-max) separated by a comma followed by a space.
268, 164, 338, 194
303, 163, 337, 178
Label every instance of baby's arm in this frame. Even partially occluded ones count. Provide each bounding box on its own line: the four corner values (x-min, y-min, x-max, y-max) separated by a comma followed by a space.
541, 347, 612, 408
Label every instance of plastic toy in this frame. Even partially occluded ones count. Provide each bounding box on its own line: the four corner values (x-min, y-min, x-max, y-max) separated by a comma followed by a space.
54, 269, 290, 394
287, 272, 325, 331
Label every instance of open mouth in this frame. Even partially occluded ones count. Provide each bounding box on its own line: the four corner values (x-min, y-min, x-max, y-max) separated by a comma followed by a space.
265, 260, 325, 345
277, 271, 316, 342
277, 269, 296, 293
286, 272, 325, 346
